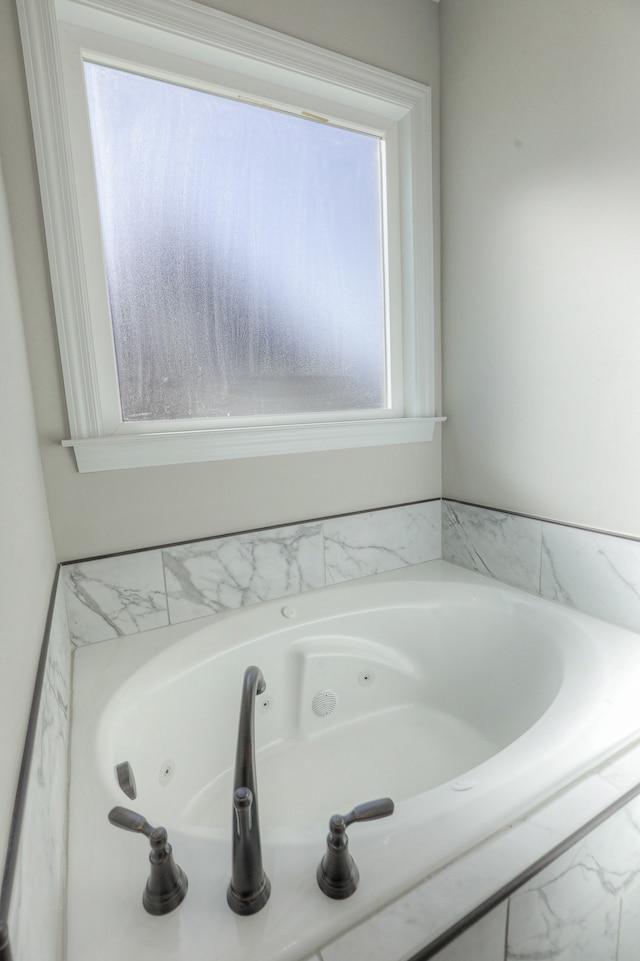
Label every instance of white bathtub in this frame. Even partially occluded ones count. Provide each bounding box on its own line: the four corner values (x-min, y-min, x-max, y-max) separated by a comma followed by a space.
67, 560, 640, 961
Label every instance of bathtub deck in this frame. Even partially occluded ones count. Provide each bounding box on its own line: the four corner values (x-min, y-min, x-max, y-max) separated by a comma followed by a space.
66, 561, 640, 961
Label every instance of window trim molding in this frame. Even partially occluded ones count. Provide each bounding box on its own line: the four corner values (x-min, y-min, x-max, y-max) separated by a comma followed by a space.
62, 417, 446, 472
17, 0, 440, 472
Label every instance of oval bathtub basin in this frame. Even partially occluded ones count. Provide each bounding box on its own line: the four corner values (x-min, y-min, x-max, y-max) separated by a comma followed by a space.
98, 585, 567, 838
67, 561, 640, 961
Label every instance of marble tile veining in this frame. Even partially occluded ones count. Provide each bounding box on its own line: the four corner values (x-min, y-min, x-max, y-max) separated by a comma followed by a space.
552, 903, 619, 961
164, 522, 325, 623
63, 551, 169, 645
324, 501, 441, 585
541, 522, 640, 633
506, 794, 640, 960
61, 504, 442, 642
442, 501, 542, 593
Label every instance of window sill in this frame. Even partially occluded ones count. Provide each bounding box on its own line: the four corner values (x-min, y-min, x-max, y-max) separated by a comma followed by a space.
62, 417, 446, 472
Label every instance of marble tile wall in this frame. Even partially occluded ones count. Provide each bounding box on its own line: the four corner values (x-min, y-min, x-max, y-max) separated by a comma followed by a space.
428, 498, 640, 959
62, 501, 442, 646
505, 796, 640, 961
65, 499, 640, 648
442, 500, 640, 634
506, 795, 640, 961
7, 573, 71, 961
406, 791, 640, 961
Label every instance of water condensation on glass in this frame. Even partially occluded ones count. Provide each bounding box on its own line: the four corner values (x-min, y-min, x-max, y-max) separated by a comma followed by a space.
83, 62, 387, 421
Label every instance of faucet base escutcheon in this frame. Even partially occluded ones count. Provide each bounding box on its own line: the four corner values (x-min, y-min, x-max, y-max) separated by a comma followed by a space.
226, 874, 272, 915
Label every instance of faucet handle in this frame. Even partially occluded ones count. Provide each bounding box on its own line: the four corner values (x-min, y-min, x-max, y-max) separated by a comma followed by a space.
109, 805, 156, 838
318, 797, 395, 899
108, 806, 188, 915
342, 797, 395, 828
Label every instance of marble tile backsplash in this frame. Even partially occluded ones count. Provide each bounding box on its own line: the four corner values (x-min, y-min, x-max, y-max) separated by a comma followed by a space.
443, 500, 640, 634
64, 551, 169, 645
442, 500, 542, 592
541, 523, 640, 634
63, 500, 640, 646
164, 522, 325, 624
63, 501, 442, 646
324, 502, 441, 584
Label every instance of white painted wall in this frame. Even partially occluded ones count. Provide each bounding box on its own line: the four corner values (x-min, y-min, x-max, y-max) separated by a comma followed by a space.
441, 0, 640, 537
0, 156, 56, 868
0, 0, 441, 561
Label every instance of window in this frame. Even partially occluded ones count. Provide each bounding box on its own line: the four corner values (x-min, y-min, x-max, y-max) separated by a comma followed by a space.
17, 0, 440, 471
84, 62, 386, 422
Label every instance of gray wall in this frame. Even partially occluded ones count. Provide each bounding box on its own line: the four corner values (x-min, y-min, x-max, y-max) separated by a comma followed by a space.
0, 157, 57, 872
0, 0, 442, 562
441, 0, 640, 538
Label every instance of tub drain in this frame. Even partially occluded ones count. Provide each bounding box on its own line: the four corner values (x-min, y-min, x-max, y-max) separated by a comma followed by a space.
312, 689, 338, 717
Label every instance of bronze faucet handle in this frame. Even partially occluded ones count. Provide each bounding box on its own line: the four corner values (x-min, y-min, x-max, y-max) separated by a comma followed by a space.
109, 805, 157, 838
108, 806, 188, 915
318, 796, 395, 899
341, 797, 395, 829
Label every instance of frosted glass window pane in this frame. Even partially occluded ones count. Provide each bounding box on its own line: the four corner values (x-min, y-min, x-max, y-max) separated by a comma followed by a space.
83, 62, 387, 422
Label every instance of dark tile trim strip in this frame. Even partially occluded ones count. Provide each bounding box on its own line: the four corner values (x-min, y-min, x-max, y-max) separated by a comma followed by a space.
443, 497, 640, 544
0, 566, 60, 961
61, 498, 442, 566
408, 777, 640, 960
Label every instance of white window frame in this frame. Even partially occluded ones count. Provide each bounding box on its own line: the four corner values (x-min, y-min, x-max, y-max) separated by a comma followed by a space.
17, 0, 443, 472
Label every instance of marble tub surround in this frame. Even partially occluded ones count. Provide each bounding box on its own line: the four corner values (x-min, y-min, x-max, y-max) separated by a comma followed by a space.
541, 522, 640, 635
324, 501, 441, 584
164, 522, 325, 623
6, 573, 71, 961
443, 500, 640, 634
64, 551, 169, 645
318, 740, 640, 961
62, 501, 441, 645
505, 792, 640, 961
442, 500, 542, 592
